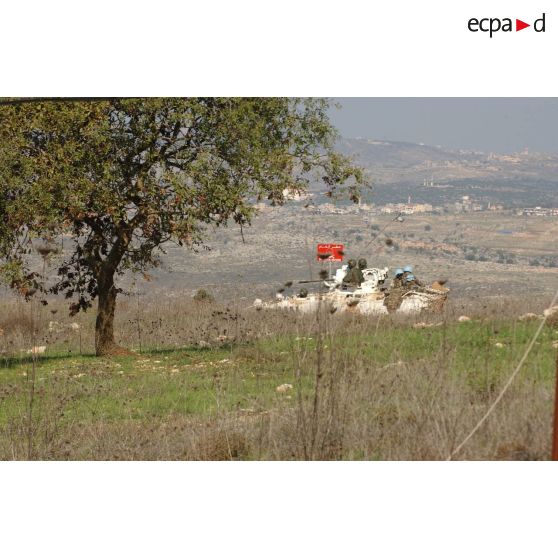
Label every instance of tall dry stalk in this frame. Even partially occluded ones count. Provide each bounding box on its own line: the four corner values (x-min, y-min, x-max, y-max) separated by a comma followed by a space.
309, 282, 325, 458
136, 286, 143, 354
26, 299, 38, 460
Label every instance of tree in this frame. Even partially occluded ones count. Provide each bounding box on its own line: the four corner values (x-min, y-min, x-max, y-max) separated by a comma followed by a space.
0, 98, 366, 355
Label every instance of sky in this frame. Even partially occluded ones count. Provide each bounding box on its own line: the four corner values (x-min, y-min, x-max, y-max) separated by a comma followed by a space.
329, 98, 558, 154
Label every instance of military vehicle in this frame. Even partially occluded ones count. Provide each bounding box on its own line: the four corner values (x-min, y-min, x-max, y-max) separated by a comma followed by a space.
253, 263, 448, 315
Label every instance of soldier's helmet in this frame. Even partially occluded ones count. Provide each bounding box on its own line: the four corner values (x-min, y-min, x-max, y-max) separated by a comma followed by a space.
347, 259, 357, 268
406, 274, 415, 282
358, 258, 367, 269
403, 265, 413, 273
395, 268, 404, 277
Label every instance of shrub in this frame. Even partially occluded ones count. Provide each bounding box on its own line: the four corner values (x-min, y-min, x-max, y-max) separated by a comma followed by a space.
193, 289, 215, 303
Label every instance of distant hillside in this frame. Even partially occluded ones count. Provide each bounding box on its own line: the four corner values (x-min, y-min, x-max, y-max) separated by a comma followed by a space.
336, 138, 470, 168
331, 137, 558, 207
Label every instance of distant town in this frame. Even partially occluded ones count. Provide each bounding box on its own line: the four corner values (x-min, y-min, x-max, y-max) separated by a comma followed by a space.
517, 206, 558, 217
271, 188, 557, 218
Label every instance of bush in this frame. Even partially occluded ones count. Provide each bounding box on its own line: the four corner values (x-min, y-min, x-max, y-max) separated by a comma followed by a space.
193, 289, 215, 303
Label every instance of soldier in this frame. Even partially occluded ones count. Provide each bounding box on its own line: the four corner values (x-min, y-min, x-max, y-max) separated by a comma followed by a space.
404, 273, 425, 291
403, 273, 415, 289
355, 258, 366, 284
402, 265, 425, 287
391, 268, 404, 288
342, 259, 356, 286
385, 268, 405, 312
342, 259, 363, 287
402, 265, 413, 281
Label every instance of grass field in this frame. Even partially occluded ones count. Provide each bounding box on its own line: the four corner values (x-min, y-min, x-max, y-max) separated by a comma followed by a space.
1, 296, 557, 460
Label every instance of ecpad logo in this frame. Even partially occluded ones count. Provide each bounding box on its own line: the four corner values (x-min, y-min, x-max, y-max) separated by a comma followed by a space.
468, 13, 546, 37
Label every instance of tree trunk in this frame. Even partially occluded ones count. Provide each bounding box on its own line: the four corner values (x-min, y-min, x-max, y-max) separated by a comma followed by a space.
95, 269, 119, 356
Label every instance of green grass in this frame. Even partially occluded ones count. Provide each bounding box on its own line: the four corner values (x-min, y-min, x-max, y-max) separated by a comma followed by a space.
0, 341, 298, 426
1, 318, 556, 430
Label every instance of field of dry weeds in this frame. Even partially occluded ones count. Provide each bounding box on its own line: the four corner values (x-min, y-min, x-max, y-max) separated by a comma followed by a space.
1, 294, 557, 460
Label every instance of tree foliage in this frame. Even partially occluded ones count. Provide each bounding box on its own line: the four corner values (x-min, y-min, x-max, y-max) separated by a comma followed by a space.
0, 97, 367, 353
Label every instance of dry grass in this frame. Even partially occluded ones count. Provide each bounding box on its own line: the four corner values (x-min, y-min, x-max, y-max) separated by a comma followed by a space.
0, 292, 556, 460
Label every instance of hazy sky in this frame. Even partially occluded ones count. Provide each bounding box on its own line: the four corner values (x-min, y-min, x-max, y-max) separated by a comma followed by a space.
329, 98, 558, 153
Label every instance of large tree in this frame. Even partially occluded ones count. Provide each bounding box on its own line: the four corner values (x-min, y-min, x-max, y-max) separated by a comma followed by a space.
0, 98, 366, 355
